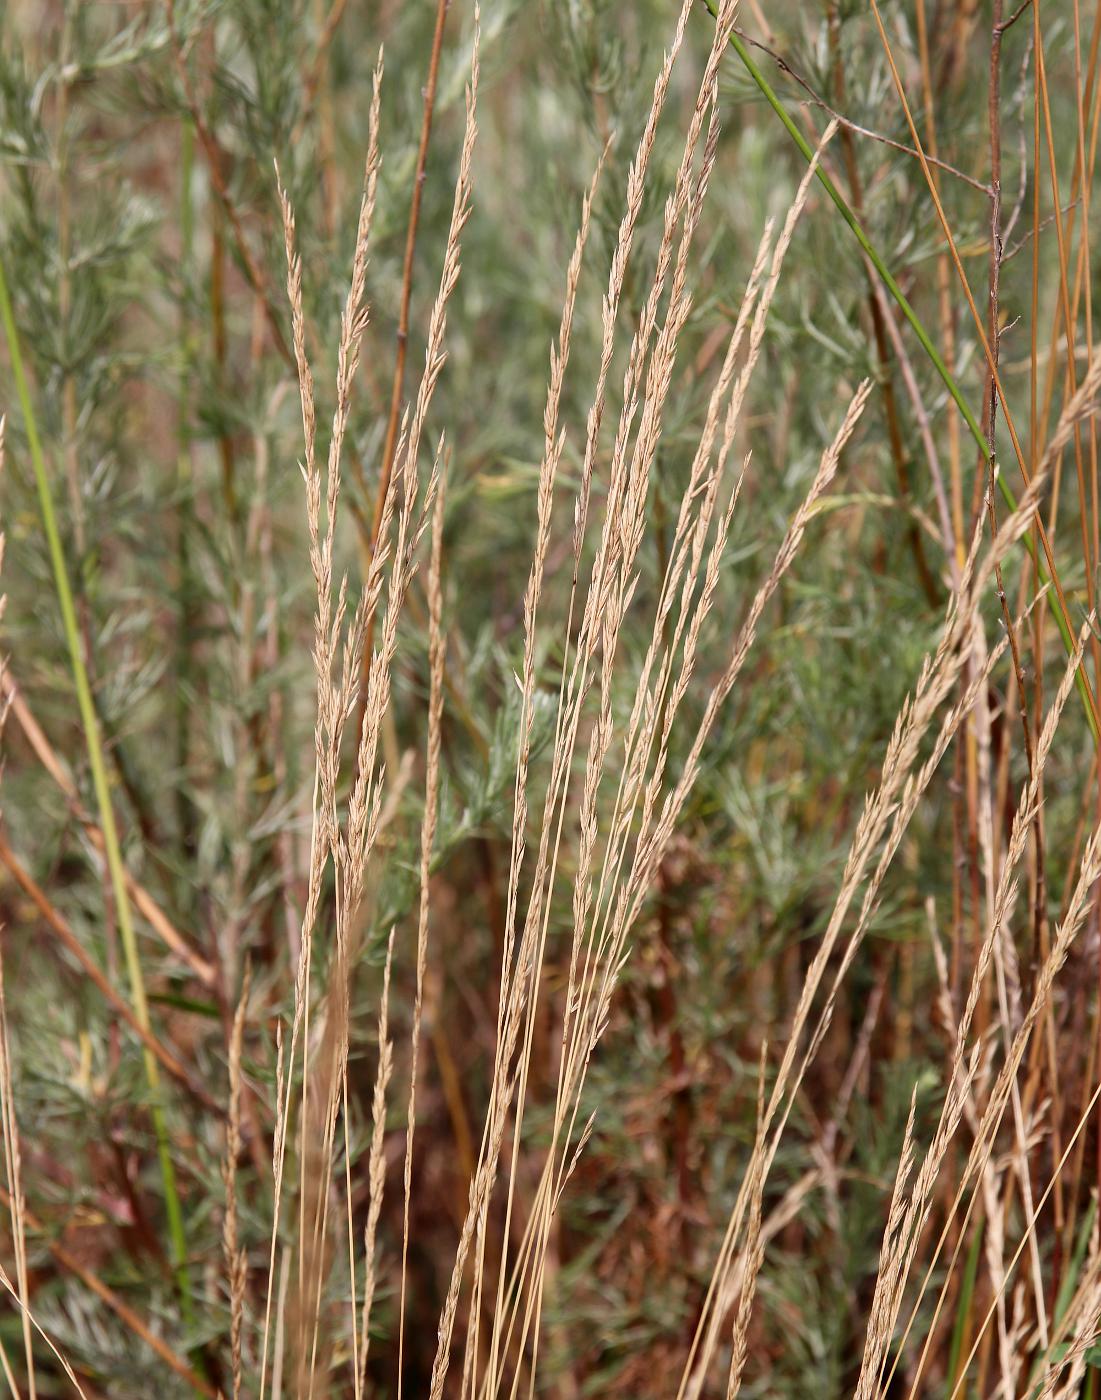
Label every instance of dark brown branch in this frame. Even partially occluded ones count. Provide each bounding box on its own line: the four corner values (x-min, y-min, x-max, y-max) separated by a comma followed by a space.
996, 0, 1035, 35
733, 24, 993, 195
167, 0, 293, 368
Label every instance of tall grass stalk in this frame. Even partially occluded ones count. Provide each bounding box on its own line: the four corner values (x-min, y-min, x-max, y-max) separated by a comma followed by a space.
712, 2, 1101, 745
0, 249, 192, 1316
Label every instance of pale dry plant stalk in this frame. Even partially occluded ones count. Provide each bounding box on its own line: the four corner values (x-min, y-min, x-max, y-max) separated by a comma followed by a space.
551, 8, 758, 1102
560, 377, 872, 1202
481, 1, 749, 1381
434, 19, 790, 1388
564, 0, 694, 582
859, 1091, 921, 1400
549, 123, 842, 1141
916, 814, 1101, 1395
870, 608, 1101, 1398
927, 922, 1016, 1399
357, 928, 395, 1395
483, 0, 695, 1175
263, 14, 481, 1396
0, 945, 33, 1400
476, 81, 839, 1400
679, 458, 1059, 1397
0, 1264, 87, 1400
0, 1335, 16, 1396
440, 8, 701, 1391
850, 613, 1079, 1400
325, 14, 482, 1361
778, 588, 1082, 1398
267, 54, 388, 1400
495, 0, 702, 1037
860, 613, 1101, 1400
533, 209, 792, 1185
268, 49, 387, 1384
493, 140, 607, 1155
480, 217, 765, 1390
396, 472, 447, 1397
1035, 1223, 1101, 1400
933, 893, 1101, 1399
969, 599, 1039, 1387
862, 422, 1101, 1388
479, 163, 609, 1342
724, 1052, 769, 1400
0, 417, 34, 1400
677, 267, 1101, 1394
222, 964, 252, 1400
336, 1, 482, 962
476, 113, 868, 1399
487, 369, 872, 1397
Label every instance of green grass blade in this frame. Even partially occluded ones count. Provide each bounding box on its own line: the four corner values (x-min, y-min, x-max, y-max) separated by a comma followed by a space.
1053, 1196, 1097, 1329
0, 248, 193, 1319
709, 7, 1098, 743
947, 1212, 984, 1398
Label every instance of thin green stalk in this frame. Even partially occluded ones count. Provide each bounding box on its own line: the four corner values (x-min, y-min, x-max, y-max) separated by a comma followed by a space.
709, 7, 1099, 744
1023, 1195, 1098, 1394
947, 1212, 984, 1397
0, 250, 193, 1318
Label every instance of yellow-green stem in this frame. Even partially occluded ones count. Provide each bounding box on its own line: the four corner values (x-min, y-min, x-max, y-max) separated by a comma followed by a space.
0, 248, 193, 1317
710, 6, 1099, 744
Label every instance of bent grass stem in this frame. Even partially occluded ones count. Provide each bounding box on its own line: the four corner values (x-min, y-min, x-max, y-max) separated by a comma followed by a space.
708, 5, 1100, 745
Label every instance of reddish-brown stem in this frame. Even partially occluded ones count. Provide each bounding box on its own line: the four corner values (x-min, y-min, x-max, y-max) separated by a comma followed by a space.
0, 1183, 218, 1398
357, 0, 451, 719
1, 671, 216, 986
167, 0, 293, 368
0, 833, 222, 1118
